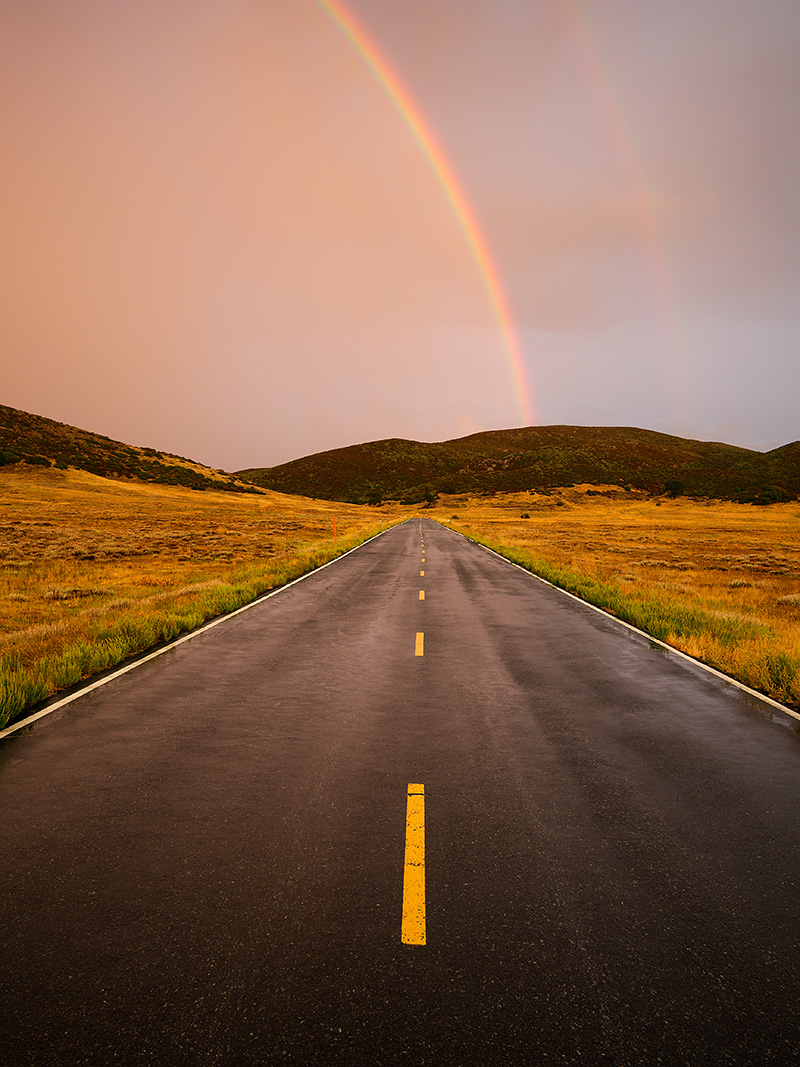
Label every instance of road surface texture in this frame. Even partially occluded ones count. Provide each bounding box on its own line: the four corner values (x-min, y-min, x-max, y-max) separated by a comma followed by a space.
2, 518, 799, 1065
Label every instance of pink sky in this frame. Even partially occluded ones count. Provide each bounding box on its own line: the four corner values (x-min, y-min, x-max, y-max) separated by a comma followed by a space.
2, 0, 799, 469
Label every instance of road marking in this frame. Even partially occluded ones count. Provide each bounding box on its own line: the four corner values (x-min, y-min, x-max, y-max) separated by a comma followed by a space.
419, 590, 425, 600
449, 522, 800, 728
415, 632, 424, 656
402, 784, 426, 945
420, 570, 424, 576
0, 521, 410, 740
422, 557, 425, 562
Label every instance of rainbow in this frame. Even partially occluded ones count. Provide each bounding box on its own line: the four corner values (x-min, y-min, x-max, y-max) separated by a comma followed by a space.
315, 0, 535, 426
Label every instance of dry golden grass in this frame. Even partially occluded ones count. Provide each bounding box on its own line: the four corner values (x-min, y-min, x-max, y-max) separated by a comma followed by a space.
0, 465, 405, 727
430, 486, 800, 711
5, 467, 799, 725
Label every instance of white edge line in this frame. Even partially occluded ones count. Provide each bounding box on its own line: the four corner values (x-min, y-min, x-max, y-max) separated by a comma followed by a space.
437, 521, 800, 726
0, 521, 409, 739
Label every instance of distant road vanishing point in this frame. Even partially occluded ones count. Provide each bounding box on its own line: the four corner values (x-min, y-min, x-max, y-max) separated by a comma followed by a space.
2, 519, 799, 1065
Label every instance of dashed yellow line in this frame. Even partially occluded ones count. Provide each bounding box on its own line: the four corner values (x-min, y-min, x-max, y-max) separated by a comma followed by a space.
402, 784, 426, 945
419, 590, 425, 600
415, 632, 424, 656
420, 570, 424, 577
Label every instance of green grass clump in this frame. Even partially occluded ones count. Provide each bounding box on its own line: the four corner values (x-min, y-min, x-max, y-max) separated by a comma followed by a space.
0, 528, 386, 731
481, 540, 768, 644
458, 532, 798, 712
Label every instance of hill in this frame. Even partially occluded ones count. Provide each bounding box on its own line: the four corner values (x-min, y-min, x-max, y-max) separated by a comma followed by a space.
0, 404, 261, 494
237, 426, 800, 504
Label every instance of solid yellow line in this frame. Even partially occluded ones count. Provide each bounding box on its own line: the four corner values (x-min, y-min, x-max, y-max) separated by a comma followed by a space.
419, 590, 425, 600
415, 632, 424, 656
402, 784, 426, 945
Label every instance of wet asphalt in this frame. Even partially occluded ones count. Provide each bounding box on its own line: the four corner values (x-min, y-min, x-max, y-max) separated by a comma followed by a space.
1, 517, 799, 1066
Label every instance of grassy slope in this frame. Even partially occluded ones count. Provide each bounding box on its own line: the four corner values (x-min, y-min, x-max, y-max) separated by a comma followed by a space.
237, 426, 800, 503
427, 489, 800, 713
0, 403, 260, 494
3, 403, 799, 724
0, 464, 404, 729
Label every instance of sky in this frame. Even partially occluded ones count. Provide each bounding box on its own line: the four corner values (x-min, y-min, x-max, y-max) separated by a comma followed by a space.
2, 0, 799, 469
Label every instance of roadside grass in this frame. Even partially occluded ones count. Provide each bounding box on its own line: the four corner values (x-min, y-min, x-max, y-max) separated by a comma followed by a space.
0, 465, 404, 729
431, 487, 800, 712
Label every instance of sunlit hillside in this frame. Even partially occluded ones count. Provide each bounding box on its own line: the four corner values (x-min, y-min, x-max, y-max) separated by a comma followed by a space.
430, 487, 800, 713
0, 463, 402, 729
3, 402, 799, 729
0, 403, 260, 494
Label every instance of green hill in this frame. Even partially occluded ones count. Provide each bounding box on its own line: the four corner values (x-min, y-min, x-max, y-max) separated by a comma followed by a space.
237, 426, 800, 504
0, 404, 262, 494
3, 405, 795, 504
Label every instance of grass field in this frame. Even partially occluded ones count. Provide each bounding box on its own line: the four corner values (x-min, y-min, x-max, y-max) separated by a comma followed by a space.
431, 486, 800, 714
0, 465, 403, 729
4, 467, 799, 730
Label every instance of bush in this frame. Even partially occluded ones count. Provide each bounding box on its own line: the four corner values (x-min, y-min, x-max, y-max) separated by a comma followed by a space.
756, 485, 787, 506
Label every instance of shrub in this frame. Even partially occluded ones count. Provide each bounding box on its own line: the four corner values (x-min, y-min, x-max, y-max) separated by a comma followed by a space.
756, 486, 787, 506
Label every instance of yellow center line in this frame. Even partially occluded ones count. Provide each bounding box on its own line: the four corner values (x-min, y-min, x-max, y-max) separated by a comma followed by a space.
415, 631, 424, 656
402, 784, 426, 945
420, 570, 424, 576
419, 590, 425, 600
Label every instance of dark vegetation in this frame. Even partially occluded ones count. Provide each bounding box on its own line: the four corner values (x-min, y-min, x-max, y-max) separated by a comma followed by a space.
237, 426, 800, 504
2, 405, 797, 505
0, 405, 262, 494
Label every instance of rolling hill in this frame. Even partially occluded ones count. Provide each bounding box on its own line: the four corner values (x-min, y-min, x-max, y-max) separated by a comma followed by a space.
237, 426, 800, 504
0, 404, 262, 494
2, 404, 796, 505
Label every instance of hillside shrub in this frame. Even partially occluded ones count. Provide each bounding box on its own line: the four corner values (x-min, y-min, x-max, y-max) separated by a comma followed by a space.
756, 486, 787, 505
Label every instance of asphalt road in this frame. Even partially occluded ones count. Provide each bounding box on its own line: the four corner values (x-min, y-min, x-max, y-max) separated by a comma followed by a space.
2, 518, 800, 1066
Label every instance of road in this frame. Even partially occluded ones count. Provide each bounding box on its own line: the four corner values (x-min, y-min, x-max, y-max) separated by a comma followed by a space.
2, 518, 799, 1065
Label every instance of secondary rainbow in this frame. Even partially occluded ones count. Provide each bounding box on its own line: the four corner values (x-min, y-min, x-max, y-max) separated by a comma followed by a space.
557, 0, 686, 412
316, 0, 535, 426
